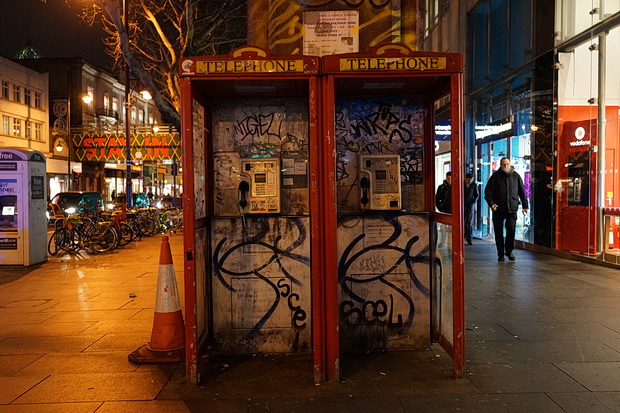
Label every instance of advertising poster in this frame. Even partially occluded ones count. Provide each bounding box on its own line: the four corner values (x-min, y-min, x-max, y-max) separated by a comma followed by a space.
303, 11, 359, 56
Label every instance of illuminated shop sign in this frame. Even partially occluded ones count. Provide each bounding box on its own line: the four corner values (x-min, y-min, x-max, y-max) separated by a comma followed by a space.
569, 126, 591, 147
193, 59, 304, 74
475, 122, 513, 140
435, 122, 451, 141
339, 57, 447, 71
72, 133, 181, 162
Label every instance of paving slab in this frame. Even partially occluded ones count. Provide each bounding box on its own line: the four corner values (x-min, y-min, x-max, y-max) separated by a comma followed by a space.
466, 362, 587, 393
12, 371, 170, 404
556, 362, 620, 391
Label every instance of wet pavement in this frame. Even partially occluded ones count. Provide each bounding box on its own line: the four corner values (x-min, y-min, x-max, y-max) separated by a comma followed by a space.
1, 232, 620, 412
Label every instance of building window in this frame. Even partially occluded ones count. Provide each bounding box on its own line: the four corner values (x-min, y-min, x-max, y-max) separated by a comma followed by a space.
103, 93, 110, 112
24, 88, 31, 106
34, 91, 42, 109
34, 123, 42, 140
12, 118, 21, 136
25, 121, 31, 139
2, 115, 9, 135
13, 85, 20, 103
1, 81, 9, 99
131, 106, 137, 124
112, 97, 118, 113
139, 109, 144, 124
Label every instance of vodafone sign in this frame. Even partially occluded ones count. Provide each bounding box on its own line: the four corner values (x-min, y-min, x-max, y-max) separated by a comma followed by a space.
569, 126, 591, 147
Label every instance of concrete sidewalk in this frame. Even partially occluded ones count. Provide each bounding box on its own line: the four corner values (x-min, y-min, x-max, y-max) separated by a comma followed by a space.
2, 234, 620, 412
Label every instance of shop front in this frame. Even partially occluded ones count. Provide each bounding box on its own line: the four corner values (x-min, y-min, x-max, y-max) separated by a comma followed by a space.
554, 9, 620, 259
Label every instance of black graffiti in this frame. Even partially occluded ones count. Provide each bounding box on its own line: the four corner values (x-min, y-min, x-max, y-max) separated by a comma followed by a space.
356, 253, 386, 272
334, 100, 424, 182
234, 113, 282, 142
400, 151, 424, 185
346, 101, 416, 143
213, 218, 310, 339
277, 278, 308, 329
338, 213, 431, 327
340, 294, 403, 326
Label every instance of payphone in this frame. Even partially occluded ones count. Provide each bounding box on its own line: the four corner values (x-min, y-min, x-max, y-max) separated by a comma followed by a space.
238, 158, 281, 214
359, 154, 401, 210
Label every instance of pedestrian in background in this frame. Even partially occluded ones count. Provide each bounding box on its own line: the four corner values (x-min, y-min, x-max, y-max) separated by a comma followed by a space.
435, 171, 452, 213
464, 172, 479, 245
484, 157, 529, 261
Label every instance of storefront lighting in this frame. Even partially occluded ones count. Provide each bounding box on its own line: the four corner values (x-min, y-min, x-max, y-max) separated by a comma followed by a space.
82, 94, 92, 104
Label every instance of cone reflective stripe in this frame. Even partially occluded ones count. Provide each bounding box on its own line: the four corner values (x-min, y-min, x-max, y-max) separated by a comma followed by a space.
147, 235, 185, 352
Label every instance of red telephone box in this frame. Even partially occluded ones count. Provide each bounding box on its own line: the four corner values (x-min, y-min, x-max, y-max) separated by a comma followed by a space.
179, 47, 323, 384
320, 44, 465, 380
179, 45, 465, 385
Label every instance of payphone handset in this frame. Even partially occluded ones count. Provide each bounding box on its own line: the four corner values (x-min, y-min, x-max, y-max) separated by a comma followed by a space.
359, 155, 402, 211
238, 158, 281, 214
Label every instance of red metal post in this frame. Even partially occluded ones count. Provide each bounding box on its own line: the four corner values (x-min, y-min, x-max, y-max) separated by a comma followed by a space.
309, 76, 327, 383
450, 72, 465, 378
179, 77, 199, 385
322, 74, 340, 382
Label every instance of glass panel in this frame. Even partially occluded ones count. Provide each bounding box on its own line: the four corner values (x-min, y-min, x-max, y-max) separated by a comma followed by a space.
432, 93, 453, 346
489, 0, 508, 80
435, 95, 452, 213
468, 4, 490, 90
435, 222, 453, 344
555, 38, 598, 255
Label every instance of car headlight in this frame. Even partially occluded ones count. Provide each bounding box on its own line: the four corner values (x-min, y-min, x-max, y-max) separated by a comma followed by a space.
65, 207, 76, 214
156, 201, 163, 209
107, 203, 115, 210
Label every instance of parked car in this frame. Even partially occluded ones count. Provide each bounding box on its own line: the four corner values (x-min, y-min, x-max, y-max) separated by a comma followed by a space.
155, 196, 182, 209
48, 191, 104, 218
107, 192, 151, 210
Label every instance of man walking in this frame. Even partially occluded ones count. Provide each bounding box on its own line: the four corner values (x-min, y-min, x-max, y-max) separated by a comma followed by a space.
464, 173, 479, 245
484, 158, 529, 261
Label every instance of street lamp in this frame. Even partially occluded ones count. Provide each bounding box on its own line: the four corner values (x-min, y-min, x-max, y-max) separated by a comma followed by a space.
54, 138, 71, 191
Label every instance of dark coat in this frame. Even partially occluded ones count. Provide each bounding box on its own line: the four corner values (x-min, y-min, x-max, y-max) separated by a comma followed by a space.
484, 167, 529, 212
436, 180, 451, 213
464, 182, 479, 209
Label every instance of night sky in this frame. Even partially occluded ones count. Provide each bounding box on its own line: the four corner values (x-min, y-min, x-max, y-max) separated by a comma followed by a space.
0, 0, 112, 68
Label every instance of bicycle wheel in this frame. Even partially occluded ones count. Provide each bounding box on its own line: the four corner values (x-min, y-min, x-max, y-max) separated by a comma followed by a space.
88, 226, 118, 253
48, 228, 65, 256
118, 222, 135, 246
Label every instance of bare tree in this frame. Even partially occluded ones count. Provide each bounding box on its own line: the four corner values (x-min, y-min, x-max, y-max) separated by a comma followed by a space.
80, 0, 246, 130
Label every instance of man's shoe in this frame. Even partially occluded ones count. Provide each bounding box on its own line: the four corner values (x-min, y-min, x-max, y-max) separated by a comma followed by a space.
498, 256, 504, 261
507, 253, 515, 261
467, 240, 473, 245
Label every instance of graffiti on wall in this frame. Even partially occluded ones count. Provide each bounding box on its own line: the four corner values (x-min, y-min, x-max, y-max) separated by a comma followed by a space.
335, 97, 425, 184
211, 99, 310, 216
211, 217, 311, 353
338, 213, 430, 350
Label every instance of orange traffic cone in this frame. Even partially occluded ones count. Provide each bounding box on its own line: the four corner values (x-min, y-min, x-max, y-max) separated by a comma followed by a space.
128, 235, 185, 364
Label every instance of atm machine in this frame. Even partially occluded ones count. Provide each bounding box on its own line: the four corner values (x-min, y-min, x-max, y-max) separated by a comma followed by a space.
0, 148, 47, 266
